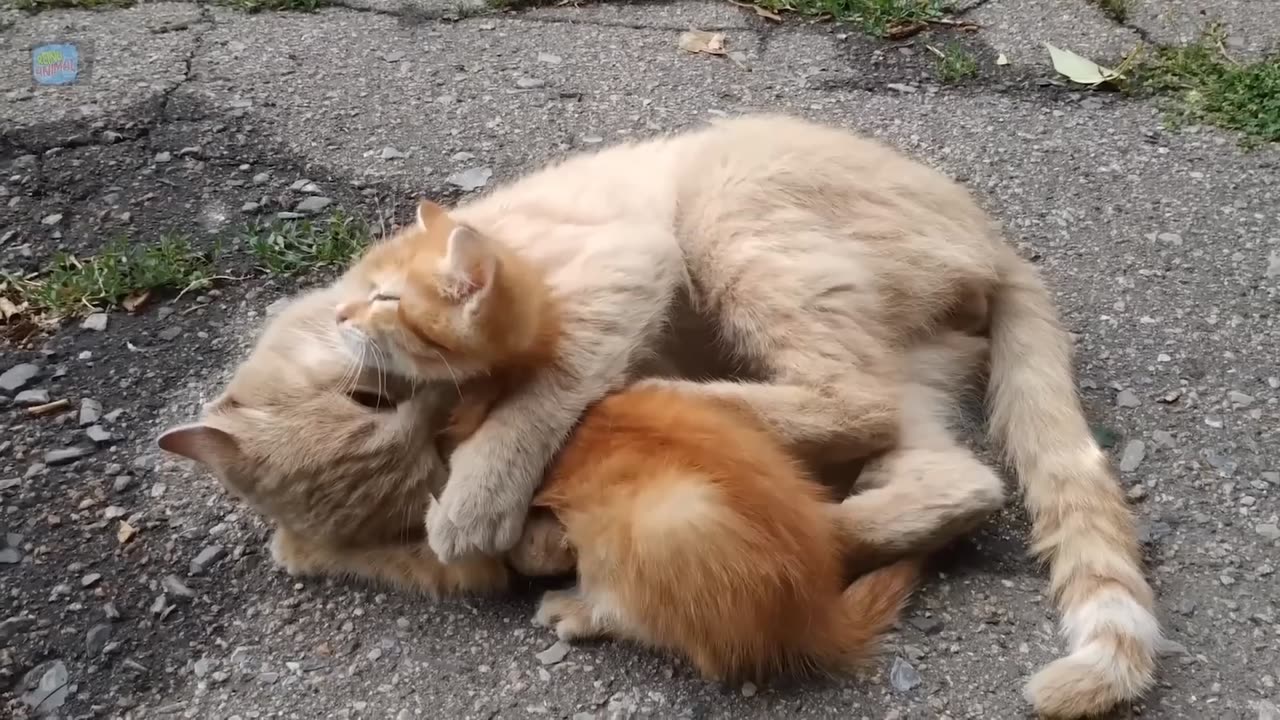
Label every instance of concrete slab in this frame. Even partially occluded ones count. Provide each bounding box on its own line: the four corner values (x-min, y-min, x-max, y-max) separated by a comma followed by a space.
969, 0, 1140, 65
1129, 0, 1280, 60
0, 3, 204, 127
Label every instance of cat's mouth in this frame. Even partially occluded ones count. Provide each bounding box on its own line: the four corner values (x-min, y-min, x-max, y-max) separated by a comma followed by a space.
348, 389, 397, 411
344, 369, 416, 411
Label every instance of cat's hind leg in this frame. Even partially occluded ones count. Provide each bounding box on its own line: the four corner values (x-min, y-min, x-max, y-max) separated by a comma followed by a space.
639, 291, 902, 464
269, 527, 509, 597
831, 445, 1006, 570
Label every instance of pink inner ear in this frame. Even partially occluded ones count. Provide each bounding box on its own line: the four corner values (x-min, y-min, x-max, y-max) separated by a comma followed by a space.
157, 424, 242, 470
440, 227, 496, 303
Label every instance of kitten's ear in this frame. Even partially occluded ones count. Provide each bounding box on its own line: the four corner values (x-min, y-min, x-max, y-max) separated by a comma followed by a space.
157, 424, 243, 472
416, 199, 449, 230
438, 226, 497, 303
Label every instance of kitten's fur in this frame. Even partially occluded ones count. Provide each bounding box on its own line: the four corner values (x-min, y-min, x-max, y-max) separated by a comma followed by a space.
160, 114, 1158, 717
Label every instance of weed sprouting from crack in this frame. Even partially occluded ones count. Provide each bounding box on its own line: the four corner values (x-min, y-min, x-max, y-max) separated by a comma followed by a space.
751, 0, 951, 38
1, 235, 220, 320
243, 210, 372, 276
1134, 26, 1280, 145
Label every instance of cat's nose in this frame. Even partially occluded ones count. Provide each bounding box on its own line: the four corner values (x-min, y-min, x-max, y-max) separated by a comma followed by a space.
335, 302, 354, 325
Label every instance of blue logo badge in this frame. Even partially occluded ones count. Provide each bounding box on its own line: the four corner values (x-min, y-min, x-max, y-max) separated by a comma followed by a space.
32, 43, 81, 86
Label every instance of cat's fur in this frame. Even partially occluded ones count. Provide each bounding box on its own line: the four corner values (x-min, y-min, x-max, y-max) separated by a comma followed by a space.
335, 213, 996, 680
370, 113, 1156, 716
160, 114, 1158, 717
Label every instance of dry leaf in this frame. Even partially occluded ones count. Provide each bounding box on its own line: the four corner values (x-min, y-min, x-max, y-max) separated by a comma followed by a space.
726, 1, 781, 22
753, 5, 781, 21
678, 29, 727, 56
117, 520, 137, 544
122, 290, 151, 313
0, 296, 20, 321
1045, 43, 1120, 85
996, 53, 1009, 66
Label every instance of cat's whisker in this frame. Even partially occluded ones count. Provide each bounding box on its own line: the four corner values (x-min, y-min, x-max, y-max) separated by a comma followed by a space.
432, 349, 463, 399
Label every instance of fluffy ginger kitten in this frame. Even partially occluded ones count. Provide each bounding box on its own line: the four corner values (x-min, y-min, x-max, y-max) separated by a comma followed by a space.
336, 199, 919, 681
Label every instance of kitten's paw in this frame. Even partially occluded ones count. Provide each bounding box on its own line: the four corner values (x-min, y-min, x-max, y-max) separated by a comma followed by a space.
534, 590, 602, 642
534, 589, 579, 627
508, 510, 575, 577
269, 529, 310, 576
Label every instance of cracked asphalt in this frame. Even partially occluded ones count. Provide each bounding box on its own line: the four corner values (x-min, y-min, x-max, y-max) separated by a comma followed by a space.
2, 0, 1279, 718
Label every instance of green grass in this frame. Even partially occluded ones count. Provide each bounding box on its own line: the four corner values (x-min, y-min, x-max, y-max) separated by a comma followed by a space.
1135, 30, 1280, 145
220, 0, 327, 12
11, 0, 135, 10
244, 210, 372, 276
935, 44, 978, 84
11, 0, 133, 9
1090, 0, 1130, 23
752, 0, 950, 37
1, 236, 219, 319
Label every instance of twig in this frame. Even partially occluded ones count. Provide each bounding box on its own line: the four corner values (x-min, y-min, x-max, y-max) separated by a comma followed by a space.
27, 398, 72, 416
175, 274, 245, 302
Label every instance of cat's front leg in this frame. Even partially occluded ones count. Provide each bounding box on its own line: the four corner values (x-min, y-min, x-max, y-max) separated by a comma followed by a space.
425, 365, 606, 562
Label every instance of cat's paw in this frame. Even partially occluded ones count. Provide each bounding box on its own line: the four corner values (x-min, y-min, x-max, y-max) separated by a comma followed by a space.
425, 488, 527, 563
268, 529, 313, 576
426, 460, 530, 562
507, 510, 576, 577
534, 589, 602, 642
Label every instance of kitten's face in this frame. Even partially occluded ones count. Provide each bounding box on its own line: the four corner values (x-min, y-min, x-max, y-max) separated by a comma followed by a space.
335, 200, 501, 384
157, 286, 455, 547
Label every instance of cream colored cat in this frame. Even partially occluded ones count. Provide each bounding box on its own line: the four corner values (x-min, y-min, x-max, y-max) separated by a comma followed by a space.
345, 115, 1156, 717
161, 114, 1158, 717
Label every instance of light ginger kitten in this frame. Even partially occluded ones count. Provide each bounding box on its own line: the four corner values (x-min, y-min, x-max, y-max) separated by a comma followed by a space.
336, 199, 921, 681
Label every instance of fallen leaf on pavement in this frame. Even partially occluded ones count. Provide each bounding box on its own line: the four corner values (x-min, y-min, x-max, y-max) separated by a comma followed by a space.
726, 1, 781, 22
0, 296, 20, 322
1045, 43, 1121, 85
122, 290, 151, 313
679, 29, 727, 55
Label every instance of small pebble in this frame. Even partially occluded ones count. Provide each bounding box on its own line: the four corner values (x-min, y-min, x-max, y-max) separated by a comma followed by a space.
78, 398, 102, 427
535, 641, 570, 665
1118, 440, 1146, 472
190, 545, 226, 575
889, 656, 921, 692
14, 389, 50, 406
81, 313, 108, 332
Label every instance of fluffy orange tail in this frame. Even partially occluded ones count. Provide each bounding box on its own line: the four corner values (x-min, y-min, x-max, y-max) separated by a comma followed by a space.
820, 559, 921, 670
989, 249, 1160, 717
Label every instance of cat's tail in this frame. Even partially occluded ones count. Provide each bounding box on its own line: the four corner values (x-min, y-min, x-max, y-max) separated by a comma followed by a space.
988, 247, 1160, 717
819, 558, 920, 670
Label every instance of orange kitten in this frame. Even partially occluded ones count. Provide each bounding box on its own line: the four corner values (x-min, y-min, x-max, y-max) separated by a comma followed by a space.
333, 199, 557, 386
338, 200, 918, 681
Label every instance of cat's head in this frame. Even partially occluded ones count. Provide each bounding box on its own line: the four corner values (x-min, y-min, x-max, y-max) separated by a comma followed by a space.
156, 286, 455, 547
333, 199, 556, 385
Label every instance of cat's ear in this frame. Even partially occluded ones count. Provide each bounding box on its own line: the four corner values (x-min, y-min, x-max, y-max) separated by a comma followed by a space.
157, 424, 243, 472
416, 199, 449, 230
438, 225, 497, 304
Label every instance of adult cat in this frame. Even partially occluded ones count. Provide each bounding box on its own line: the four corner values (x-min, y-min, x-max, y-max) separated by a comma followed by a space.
404, 115, 1157, 716
161, 114, 1157, 716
